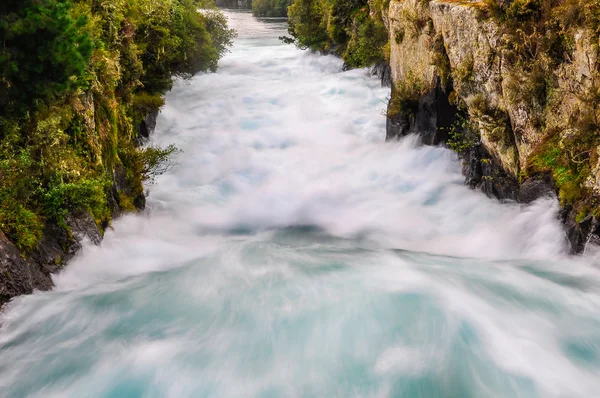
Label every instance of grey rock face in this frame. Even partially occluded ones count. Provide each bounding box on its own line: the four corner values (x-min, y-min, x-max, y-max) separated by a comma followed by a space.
386, 0, 600, 254
0, 231, 53, 306
0, 212, 103, 309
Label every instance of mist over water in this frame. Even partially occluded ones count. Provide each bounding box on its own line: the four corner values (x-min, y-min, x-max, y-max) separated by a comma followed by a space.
2, 10, 600, 398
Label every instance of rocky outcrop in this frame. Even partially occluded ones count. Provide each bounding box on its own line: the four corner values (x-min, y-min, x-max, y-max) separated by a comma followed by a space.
0, 212, 101, 307
386, 0, 600, 253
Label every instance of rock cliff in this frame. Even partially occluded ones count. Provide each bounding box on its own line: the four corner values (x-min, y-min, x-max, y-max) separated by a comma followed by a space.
386, 0, 600, 253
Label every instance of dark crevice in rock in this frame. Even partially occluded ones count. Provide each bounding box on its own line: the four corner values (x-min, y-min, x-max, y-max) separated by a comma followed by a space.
386, 79, 458, 145
370, 61, 392, 87
135, 110, 159, 146
462, 143, 519, 202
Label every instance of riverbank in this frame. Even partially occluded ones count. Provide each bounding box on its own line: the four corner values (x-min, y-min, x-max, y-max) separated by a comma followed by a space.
0, 1, 235, 307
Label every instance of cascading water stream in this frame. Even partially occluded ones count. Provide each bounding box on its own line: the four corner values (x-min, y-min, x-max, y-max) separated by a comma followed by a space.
1, 10, 600, 398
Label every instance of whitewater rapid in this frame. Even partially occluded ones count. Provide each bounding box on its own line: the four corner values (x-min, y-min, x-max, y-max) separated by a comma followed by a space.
1, 10, 600, 398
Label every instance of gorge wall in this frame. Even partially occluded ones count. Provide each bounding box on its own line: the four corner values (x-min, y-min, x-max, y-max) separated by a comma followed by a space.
385, 0, 600, 253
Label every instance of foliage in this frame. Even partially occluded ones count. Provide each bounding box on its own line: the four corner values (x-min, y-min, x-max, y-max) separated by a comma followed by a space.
287, 0, 388, 67
343, 9, 388, 68
138, 145, 181, 183
0, 0, 234, 251
287, 0, 330, 51
387, 73, 424, 118
444, 114, 480, 154
253, 0, 293, 17
0, 0, 94, 116
44, 178, 110, 227
479, 0, 600, 217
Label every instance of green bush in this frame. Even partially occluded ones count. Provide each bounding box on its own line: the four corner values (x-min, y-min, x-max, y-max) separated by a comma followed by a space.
288, 0, 330, 51
253, 0, 293, 17
44, 178, 110, 227
138, 145, 181, 183
0, 204, 44, 252
287, 0, 388, 66
0, 0, 94, 116
445, 114, 479, 155
343, 9, 388, 68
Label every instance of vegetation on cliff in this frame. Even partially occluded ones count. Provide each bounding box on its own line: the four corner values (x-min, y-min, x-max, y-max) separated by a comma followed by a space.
477, 0, 600, 218
287, 0, 389, 67
0, 0, 235, 251
252, 0, 293, 17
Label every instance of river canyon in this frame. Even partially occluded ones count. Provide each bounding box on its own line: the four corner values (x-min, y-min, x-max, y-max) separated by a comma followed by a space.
1, 10, 600, 398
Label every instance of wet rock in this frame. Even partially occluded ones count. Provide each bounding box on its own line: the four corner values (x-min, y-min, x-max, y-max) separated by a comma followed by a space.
584, 220, 600, 255
518, 174, 556, 204
137, 110, 159, 142
0, 212, 102, 309
68, 212, 103, 246
385, 109, 411, 141
0, 231, 53, 307
370, 62, 392, 87
462, 143, 519, 201
559, 207, 592, 254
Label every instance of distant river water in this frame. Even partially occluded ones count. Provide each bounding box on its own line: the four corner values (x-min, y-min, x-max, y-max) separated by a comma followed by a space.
1, 10, 600, 398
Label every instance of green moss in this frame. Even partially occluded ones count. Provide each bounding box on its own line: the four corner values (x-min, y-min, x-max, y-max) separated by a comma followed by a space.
116, 194, 138, 213
528, 131, 598, 212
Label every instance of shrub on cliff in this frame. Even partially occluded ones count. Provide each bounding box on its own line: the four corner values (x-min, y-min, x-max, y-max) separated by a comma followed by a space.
287, 0, 388, 67
0, 0, 235, 251
0, 0, 94, 116
252, 0, 293, 17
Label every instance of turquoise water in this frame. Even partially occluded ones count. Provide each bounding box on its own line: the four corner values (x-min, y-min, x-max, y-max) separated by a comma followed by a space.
2, 10, 600, 398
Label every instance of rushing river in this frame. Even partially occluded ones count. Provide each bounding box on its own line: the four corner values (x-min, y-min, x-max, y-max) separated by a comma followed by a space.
2, 10, 600, 398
